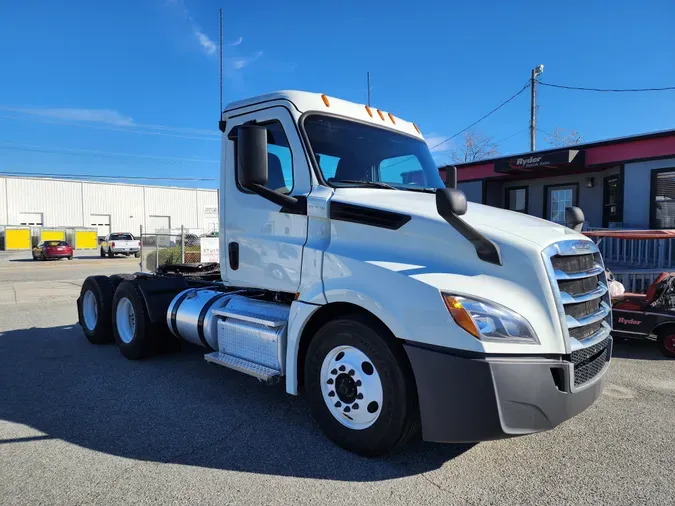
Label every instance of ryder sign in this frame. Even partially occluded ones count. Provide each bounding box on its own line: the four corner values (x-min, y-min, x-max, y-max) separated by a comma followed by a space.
494, 149, 584, 173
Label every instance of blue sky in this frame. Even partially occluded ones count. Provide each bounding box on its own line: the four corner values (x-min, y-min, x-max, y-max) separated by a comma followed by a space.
1, 0, 674, 188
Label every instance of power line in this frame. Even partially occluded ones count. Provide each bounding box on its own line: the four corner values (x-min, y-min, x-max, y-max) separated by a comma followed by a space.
0, 142, 219, 164
0, 170, 216, 181
0, 115, 219, 141
494, 127, 530, 146
539, 82, 675, 93
427, 82, 531, 151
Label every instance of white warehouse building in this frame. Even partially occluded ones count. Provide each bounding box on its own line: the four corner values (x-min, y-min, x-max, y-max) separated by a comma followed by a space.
0, 176, 219, 238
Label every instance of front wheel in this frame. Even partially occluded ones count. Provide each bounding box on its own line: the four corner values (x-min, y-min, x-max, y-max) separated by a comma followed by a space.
657, 329, 675, 358
107, 249, 114, 258
304, 315, 419, 457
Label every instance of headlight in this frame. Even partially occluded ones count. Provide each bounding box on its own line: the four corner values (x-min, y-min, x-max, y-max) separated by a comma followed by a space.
441, 293, 539, 344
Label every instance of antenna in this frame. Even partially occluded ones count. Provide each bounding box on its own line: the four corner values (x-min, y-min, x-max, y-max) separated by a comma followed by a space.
218, 8, 225, 132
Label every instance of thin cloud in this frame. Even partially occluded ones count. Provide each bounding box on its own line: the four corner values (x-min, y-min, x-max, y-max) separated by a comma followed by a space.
423, 133, 452, 153
0, 107, 133, 126
227, 36, 243, 47
194, 29, 216, 54
229, 51, 263, 70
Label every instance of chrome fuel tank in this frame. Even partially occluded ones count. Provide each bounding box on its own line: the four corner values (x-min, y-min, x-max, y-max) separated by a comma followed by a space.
166, 288, 240, 350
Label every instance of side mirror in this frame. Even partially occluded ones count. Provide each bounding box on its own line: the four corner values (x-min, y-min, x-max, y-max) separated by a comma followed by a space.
445, 165, 457, 189
436, 188, 467, 217
565, 206, 585, 232
237, 125, 268, 187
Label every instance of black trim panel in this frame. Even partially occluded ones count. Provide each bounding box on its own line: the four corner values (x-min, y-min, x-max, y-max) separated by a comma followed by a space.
170, 289, 194, 339
197, 293, 228, 351
329, 201, 411, 230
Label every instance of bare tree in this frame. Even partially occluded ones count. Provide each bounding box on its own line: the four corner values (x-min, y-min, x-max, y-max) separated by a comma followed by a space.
545, 127, 582, 147
450, 131, 500, 163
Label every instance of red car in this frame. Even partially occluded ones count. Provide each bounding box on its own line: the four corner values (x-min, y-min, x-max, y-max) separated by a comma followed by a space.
32, 240, 73, 261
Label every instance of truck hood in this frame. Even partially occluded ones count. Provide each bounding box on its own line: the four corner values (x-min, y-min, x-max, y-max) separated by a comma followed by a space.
331, 188, 583, 250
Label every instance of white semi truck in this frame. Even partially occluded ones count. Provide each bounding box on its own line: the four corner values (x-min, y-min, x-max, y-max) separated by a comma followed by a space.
77, 91, 613, 457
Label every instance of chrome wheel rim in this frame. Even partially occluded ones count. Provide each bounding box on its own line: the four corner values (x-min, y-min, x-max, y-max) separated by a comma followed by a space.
320, 345, 383, 430
82, 290, 98, 331
116, 297, 136, 344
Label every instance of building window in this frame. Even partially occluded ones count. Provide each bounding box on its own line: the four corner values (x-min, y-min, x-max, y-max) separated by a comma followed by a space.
603, 175, 623, 228
545, 184, 578, 224
650, 168, 675, 229
506, 186, 528, 213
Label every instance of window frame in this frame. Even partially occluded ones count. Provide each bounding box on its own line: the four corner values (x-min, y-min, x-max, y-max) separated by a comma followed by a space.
298, 111, 441, 189
234, 120, 295, 196
543, 183, 579, 224
649, 166, 675, 229
504, 185, 529, 214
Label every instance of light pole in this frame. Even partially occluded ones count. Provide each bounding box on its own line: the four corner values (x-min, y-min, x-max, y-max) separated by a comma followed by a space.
530, 64, 544, 152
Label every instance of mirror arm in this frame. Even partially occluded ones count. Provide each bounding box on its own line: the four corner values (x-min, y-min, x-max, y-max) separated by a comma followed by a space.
245, 183, 304, 211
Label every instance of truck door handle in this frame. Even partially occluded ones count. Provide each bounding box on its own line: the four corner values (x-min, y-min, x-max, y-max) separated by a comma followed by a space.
228, 242, 239, 270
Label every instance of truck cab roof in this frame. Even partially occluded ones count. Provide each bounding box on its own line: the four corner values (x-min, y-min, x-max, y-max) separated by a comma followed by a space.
223, 90, 423, 140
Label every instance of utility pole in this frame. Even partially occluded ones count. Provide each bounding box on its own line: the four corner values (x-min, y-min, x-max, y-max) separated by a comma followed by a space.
367, 72, 371, 107
530, 64, 544, 152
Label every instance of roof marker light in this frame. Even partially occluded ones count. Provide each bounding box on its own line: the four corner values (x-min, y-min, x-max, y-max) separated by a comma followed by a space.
388, 113, 396, 124
377, 109, 385, 121
365, 105, 373, 117
321, 94, 330, 107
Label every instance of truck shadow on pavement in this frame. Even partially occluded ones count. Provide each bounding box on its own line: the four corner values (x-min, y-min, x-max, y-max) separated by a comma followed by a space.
0, 324, 474, 481
611, 338, 671, 360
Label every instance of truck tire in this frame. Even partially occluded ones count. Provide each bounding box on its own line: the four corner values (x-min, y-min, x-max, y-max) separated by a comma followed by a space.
656, 326, 675, 358
112, 280, 159, 360
110, 273, 135, 288
134, 252, 141, 258
304, 314, 419, 457
78, 276, 116, 344
107, 248, 115, 258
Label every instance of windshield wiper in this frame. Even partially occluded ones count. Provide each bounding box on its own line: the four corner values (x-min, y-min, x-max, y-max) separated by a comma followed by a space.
334, 179, 399, 190
402, 187, 437, 193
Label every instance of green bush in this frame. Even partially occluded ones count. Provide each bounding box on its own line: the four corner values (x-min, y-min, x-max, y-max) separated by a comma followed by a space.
146, 245, 200, 271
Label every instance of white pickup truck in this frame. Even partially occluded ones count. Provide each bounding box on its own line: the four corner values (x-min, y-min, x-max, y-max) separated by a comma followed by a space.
100, 233, 141, 258
78, 90, 612, 456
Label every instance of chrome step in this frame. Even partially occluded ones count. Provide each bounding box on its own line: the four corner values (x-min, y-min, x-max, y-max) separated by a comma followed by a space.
204, 352, 281, 382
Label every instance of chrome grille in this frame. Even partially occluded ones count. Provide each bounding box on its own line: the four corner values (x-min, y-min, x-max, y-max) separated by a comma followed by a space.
542, 240, 613, 387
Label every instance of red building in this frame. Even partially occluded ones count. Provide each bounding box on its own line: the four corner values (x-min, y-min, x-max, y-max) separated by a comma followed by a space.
442, 129, 675, 229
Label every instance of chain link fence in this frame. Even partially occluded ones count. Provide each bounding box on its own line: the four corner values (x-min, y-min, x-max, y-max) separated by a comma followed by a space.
138, 226, 219, 273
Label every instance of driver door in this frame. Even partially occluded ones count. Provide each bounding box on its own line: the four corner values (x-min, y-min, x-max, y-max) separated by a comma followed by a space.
222, 106, 310, 293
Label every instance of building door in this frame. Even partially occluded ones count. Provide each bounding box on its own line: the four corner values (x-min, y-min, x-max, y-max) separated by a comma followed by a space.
546, 184, 578, 224
602, 175, 622, 228
147, 215, 171, 233
18, 212, 43, 226
90, 214, 110, 239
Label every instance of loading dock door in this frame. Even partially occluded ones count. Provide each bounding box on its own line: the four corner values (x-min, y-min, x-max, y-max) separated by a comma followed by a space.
74, 230, 98, 249
90, 214, 111, 239
18, 213, 43, 226
148, 215, 171, 233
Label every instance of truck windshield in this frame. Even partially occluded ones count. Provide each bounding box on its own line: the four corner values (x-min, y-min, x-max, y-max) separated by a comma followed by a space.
303, 114, 445, 190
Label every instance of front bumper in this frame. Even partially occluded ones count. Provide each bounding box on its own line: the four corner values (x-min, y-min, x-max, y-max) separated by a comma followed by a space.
404, 338, 612, 443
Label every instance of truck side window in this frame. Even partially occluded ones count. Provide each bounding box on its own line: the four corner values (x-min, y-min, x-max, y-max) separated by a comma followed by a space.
236, 121, 293, 194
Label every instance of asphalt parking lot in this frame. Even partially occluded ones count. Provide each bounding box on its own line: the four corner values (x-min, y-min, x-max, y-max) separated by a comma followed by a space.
1, 254, 674, 505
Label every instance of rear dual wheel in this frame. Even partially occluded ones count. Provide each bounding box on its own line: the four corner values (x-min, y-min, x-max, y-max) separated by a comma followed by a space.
112, 281, 160, 360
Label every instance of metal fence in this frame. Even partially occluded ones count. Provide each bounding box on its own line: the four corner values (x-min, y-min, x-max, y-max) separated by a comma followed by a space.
611, 270, 665, 294
584, 227, 675, 270
138, 225, 218, 273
